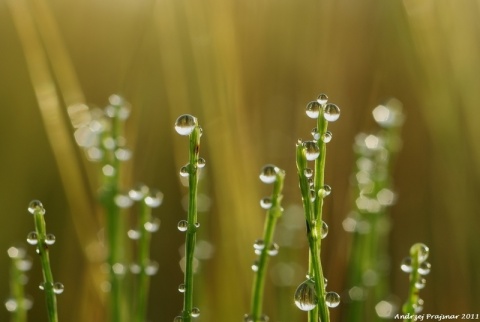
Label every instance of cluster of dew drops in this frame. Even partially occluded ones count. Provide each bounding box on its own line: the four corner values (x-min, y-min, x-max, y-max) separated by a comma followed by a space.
172, 114, 204, 321
26, 200, 65, 295
5, 246, 34, 313
294, 94, 341, 313
401, 243, 431, 313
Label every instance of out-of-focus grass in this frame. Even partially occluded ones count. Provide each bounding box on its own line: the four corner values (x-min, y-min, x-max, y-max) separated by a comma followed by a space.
0, 0, 479, 321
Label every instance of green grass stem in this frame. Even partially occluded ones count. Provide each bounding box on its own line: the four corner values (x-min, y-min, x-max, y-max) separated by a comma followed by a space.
7, 247, 29, 322
249, 167, 285, 322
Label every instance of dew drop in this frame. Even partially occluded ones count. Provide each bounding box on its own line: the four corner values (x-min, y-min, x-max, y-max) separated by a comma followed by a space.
26, 232, 38, 245
130, 263, 141, 274
197, 158, 206, 168
7, 246, 26, 259
175, 115, 198, 136
191, 307, 200, 318
260, 197, 272, 210
322, 131, 332, 143
325, 291, 341, 308
303, 141, 320, 161
317, 93, 328, 105
304, 168, 314, 178
180, 166, 189, 178
321, 221, 329, 239
114, 194, 133, 208
415, 277, 426, 289
251, 260, 259, 272
259, 164, 279, 184
410, 243, 429, 262
418, 262, 431, 275
177, 220, 188, 232
102, 164, 115, 177
144, 218, 161, 232
39, 282, 46, 290
127, 229, 141, 240
400, 257, 413, 273
178, 283, 185, 293
243, 314, 254, 322
294, 279, 318, 311
324, 103, 340, 122
306, 101, 321, 119
173, 316, 184, 322
16, 258, 32, 272
145, 261, 159, 276
4, 298, 17, 312
86, 147, 103, 161
28, 200, 45, 215
115, 148, 131, 161
259, 314, 270, 322
112, 263, 126, 275
45, 234, 56, 246
53, 282, 64, 295
145, 189, 164, 208
311, 127, 321, 141
129, 184, 149, 201
194, 222, 200, 229
254, 239, 265, 250
319, 185, 332, 198
267, 243, 279, 256
309, 189, 316, 202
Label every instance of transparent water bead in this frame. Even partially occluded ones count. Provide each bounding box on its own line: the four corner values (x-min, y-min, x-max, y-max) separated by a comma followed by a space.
322, 131, 332, 143
259, 164, 279, 184
145, 261, 159, 276
267, 243, 279, 256
26, 232, 38, 245
410, 243, 429, 262
28, 200, 45, 215
175, 114, 198, 136
144, 218, 161, 232
253, 239, 265, 250
400, 257, 413, 273
127, 229, 141, 240
129, 184, 149, 201
173, 316, 183, 322
115, 148, 131, 161
304, 168, 313, 178
53, 282, 64, 294
178, 283, 186, 293
145, 190, 164, 208
197, 157, 206, 168
179, 166, 189, 178
16, 258, 33, 272
130, 263, 141, 274
415, 277, 426, 289
309, 189, 316, 202
306, 101, 321, 119
191, 307, 200, 318
260, 197, 272, 210
243, 314, 254, 322
319, 185, 332, 198
317, 93, 328, 105
325, 291, 341, 308
321, 221, 329, 239
177, 220, 188, 232
7, 246, 26, 259
251, 260, 259, 272
114, 194, 133, 208
45, 234, 56, 246
311, 127, 320, 140
324, 103, 340, 122
294, 279, 318, 311
303, 141, 320, 161
418, 262, 431, 275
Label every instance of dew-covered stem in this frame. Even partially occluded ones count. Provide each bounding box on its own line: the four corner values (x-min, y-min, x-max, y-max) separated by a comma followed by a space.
250, 167, 285, 321
29, 201, 59, 322
7, 247, 29, 322
136, 199, 152, 322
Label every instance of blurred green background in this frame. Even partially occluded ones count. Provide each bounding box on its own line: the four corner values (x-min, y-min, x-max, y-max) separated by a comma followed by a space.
1, 0, 479, 321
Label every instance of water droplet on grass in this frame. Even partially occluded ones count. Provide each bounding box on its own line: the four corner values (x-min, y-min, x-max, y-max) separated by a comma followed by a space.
321, 221, 329, 239
322, 131, 332, 143
178, 284, 185, 293
303, 141, 320, 160
311, 127, 320, 140
418, 262, 431, 275
325, 291, 341, 308
306, 101, 321, 119
197, 158, 206, 168
128, 229, 141, 240
294, 279, 317, 311
304, 168, 313, 178
177, 220, 188, 232
191, 307, 200, 317
251, 260, 259, 272
319, 185, 332, 198
129, 183, 149, 201
45, 234, 56, 245
267, 243, 279, 256
145, 189, 163, 208
317, 93, 328, 104
145, 261, 159, 276
254, 239, 265, 250
4, 298, 17, 312
114, 194, 133, 208
180, 166, 189, 178
324, 103, 340, 122
400, 257, 413, 273
144, 218, 161, 232
173, 316, 184, 322
410, 243, 429, 262
175, 115, 198, 136
415, 277, 426, 289
28, 200, 45, 215
26, 232, 38, 245
53, 282, 64, 294
259, 165, 278, 184
260, 197, 272, 209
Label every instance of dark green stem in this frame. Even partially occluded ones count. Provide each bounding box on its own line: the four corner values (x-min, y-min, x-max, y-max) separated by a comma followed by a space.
250, 170, 285, 321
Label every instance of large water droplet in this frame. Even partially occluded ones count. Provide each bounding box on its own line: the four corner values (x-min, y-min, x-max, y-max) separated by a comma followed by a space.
325, 291, 341, 308
180, 166, 189, 178
129, 184, 149, 201
321, 221, 329, 239
145, 190, 164, 208
175, 114, 198, 136
319, 185, 332, 198
304, 168, 313, 178
322, 131, 332, 143
26, 232, 38, 245
317, 93, 328, 105
197, 158, 206, 168
267, 243, 279, 256
177, 220, 188, 232
53, 282, 64, 294
410, 243, 429, 262
306, 101, 321, 119
400, 257, 413, 273
324, 103, 340, 122
45, 234, 56, 246
178, 283, 185, 293
144, 218, 161, 232
260, 197, 272, 210
303, 141, 320, 161
418, 262, 431, 275
259, 165, 279, 184
294, 279, 317, 311
28, 200, 45, 215
253, 239, 265, 250
191, 307, 200, 318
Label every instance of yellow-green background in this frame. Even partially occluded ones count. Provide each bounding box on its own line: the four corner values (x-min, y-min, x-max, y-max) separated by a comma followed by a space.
0, 0, 479, 321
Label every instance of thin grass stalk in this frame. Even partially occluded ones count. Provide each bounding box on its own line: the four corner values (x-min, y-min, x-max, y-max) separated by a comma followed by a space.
28, 201, 59, 322
250, 167, 285, 321
7, 247, 30, 322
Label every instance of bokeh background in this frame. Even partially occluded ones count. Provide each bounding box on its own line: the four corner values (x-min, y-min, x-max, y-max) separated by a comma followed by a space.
1, 0, 479, 321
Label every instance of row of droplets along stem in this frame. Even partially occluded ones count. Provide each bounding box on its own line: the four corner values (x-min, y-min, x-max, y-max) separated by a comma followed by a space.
6, 246, 33, 322
295, 93, 340, 322
173, 114, 204, 322
245, 165, 286, 322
